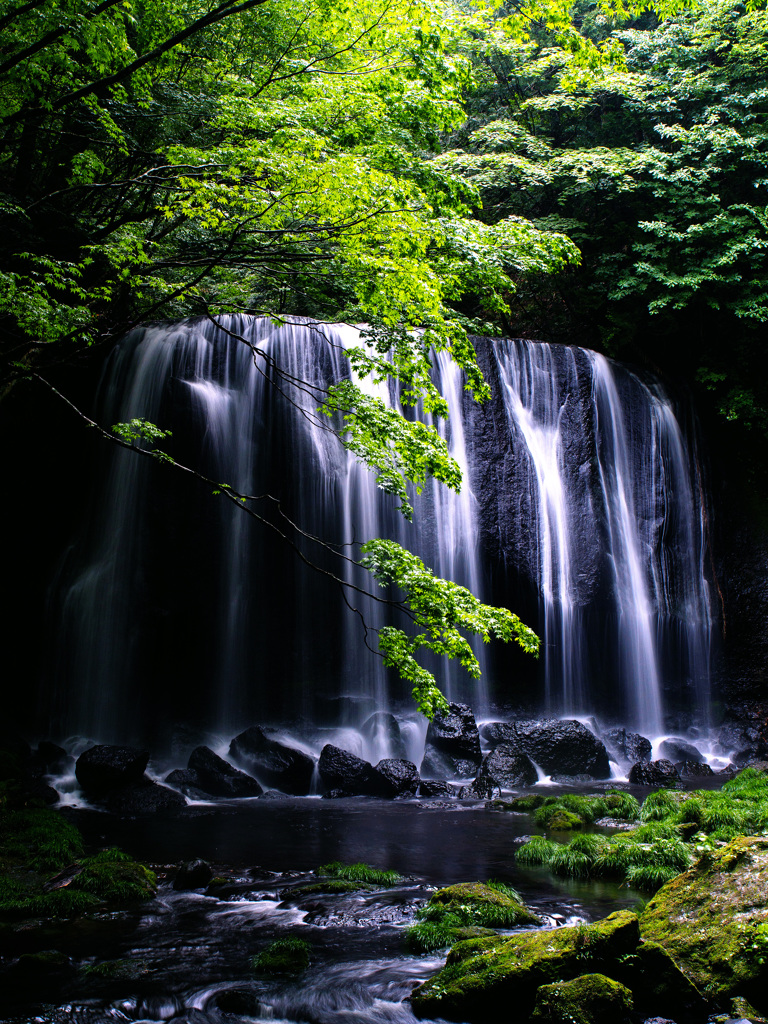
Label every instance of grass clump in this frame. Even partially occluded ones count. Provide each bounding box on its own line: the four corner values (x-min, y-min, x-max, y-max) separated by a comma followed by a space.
516, 821, 690, 891
625, 864, 680, 891
317, 861, 402, 886
532, 792, 640, 832
68, 850, 157, 904
516, 835, 560, 866
406, 880, 540, 952
1, 809, 83, 871
252, 937, 311, 975
0, 809, 156, 920
640, 790, 683, 822
508, 794, 547, 811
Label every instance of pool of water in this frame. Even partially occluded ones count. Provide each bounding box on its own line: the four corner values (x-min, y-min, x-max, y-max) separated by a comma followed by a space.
5, 800, 646, 1024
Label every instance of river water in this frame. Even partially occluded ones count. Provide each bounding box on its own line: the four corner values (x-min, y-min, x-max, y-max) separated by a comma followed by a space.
7, 800, 644, 1024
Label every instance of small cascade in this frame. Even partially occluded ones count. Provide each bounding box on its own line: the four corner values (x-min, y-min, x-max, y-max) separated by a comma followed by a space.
47, 317, 716, 744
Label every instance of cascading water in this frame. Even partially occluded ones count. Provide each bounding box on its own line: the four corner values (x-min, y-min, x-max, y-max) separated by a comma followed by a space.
486, 340, 714, 734
48, 317, 715, 746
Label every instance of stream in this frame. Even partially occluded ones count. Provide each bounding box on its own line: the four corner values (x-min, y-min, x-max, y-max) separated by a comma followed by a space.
6, 799, 645, 1024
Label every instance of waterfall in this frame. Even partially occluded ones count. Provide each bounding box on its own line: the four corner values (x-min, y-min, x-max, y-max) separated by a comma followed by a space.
48, 317, 715, 743
486, 340, 713, 734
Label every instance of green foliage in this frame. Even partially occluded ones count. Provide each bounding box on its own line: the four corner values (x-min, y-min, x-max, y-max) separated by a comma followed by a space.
361, 538, 539, 717
252, 937, 311, 975
1, 809, 83, 871
112, 419, 174, 463
441, 0, 768, 458
317, 861, 402, 886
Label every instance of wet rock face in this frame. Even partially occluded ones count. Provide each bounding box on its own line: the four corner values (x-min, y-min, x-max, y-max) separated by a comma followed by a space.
317, 744, 389, 797
602, 728, 652, 765
474, 745, 538, 790
75, 744, 149, 795
513, 720, 611, 779
105, 779, 186, 815
229, 726, 315, 795
676, 760, 714, 778
658, 737, 704, 764
375, 758, 419, 798
628, 759, 682, 787
187, 746, 263, 798
417, 779, 451, 798
174, 859, 213, 891
421, 703, 482, 779
639, 835, 768, 1011
165, 768, 209, 799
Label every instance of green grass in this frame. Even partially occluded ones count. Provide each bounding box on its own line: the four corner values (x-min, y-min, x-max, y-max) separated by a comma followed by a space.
1, 808, 83, 871
516, 818, 691, 887
515, 835, 560, 866
532, 792, 641, 832
0, 809, 157, 920
317, 861, 402, 886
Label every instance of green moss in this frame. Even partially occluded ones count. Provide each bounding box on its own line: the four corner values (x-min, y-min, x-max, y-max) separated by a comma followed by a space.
530, 973, 633, 1023
406, 881, 540, 953
639, 835, 768, 1005
0, 810, 155, 921
410, 910, 639, 1022
533, 794, 640, 832
0, 886, 100, 919
317, 861, 402, 885
81, 958, 149, 979
252, 937, 311, 975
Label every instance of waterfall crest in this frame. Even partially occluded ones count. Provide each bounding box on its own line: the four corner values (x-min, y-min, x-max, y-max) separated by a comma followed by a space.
48, 317, 715, 743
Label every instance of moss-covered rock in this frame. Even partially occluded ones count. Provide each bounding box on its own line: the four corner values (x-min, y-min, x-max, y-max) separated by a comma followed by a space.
639, 835, 768, 1010
252, 937, 311, 975
625, 940, 706, 1019
410, 910, 639, 1021
406, 881, 541, 952
429, 882, 541, 927
530, 973, 633, 1024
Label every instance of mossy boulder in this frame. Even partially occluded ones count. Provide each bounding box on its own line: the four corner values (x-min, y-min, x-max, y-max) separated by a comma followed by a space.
429, 882, 541, 927
407, 882, 540, 953
639, 835, 768, 1010
252, 937, 310, 975
628, 939, 706, 1018
410, 910, 639, 1021
530, 973, 633, 1024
